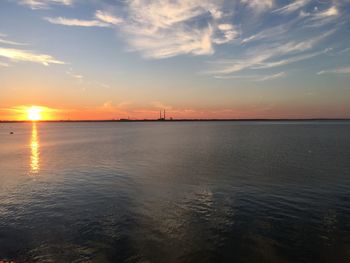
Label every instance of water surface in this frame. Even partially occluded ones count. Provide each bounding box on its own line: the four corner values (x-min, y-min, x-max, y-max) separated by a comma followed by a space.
0, 121, 350, 262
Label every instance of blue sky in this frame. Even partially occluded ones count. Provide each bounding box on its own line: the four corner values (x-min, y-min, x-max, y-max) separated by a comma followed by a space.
0, 0, 350, 119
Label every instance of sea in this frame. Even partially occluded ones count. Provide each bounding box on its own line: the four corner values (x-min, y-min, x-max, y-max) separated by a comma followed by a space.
0, 121, 349, 262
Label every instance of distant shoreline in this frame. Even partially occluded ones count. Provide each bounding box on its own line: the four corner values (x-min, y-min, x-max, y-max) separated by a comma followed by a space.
1, 119, 350, 123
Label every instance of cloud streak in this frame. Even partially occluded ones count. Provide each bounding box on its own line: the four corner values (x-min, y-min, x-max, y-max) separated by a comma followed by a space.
0, 38, 27, 46
0, 34, 28, 46
241, 0, 274, 13
302, 5, 340, 27
258, 72, 287, 81
273, 0, 310, 15
252, 49, 331, 70
45, 10, 124, 28
21, 0, 73, 9
45, 17, 111, 27
207, 30, 334, 76
214, 71, 286, 81
318, 67, 350, 75
95, 10, 123, 25
0, 47, 65, 65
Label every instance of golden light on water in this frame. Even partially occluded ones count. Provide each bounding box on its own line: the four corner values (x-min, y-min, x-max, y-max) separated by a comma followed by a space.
30, 123, 40, 174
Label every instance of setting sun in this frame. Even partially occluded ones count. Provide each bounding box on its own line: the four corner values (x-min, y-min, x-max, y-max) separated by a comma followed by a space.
27, 106, 43, 121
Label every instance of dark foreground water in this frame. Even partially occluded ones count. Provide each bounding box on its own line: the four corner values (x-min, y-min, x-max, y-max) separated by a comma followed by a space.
0, 121, 350, 262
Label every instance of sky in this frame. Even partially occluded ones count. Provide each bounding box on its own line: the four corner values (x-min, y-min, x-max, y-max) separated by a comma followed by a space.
0, 0, 350, 120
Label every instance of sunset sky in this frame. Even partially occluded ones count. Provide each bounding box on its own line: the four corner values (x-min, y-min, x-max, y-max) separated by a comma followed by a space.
1, 0, 350, 120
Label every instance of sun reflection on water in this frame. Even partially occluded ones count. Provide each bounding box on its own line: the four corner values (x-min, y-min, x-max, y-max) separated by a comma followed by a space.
30, 123, 40, 174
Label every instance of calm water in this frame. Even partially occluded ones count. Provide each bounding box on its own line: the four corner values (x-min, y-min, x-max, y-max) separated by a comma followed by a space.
0, 121, 350, 262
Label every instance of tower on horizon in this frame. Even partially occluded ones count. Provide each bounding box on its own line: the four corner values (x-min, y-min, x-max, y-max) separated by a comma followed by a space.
158, 109, 166, 121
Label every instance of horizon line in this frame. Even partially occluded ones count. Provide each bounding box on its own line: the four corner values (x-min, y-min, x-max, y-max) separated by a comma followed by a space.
1, 118, 350, 123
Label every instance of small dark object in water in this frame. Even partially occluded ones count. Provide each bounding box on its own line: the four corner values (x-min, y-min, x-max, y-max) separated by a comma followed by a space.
10, 131, 14, 134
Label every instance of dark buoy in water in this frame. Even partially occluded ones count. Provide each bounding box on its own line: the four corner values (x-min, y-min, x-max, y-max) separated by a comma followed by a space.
10, 131, 14, 134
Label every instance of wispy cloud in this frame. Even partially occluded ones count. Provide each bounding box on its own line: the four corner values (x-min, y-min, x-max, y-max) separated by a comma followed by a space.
0, 38, 27, 46
44, 1, 239, 59
338, 47, 350, 54
44, 17, 111, 27
21, 0, 73, 9
252, 49, 331, 69
36, 0, 348, 76
258, 72, 286, 81
207, 30, 334, 75
124, 25, 215, 59
241, 0, 274, 13
0, 34, 28, 46
214, 71, 286, 81
241, 23, 291, 44
318, 67, 350, 75
0, 47, 65, 65
116, 0, 238, 59
45, 10, 124, 28
302, 6, 340, 27
313, 6, 339, 19
273, 0, 310, 15
66, 68, 83, 81
95, 10, 123, 25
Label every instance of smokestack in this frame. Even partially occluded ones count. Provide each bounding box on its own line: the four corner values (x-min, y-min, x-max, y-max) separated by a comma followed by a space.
164, 109, 166, 120
160, 110, 162, 119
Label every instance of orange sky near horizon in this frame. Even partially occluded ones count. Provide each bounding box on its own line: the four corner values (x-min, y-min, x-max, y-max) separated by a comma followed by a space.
1, 102, 350, 121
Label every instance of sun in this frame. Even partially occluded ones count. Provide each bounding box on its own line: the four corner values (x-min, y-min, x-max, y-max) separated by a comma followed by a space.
27, 106, 43, 121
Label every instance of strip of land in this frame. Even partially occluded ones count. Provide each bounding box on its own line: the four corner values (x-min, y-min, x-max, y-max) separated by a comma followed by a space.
1, 119, 349, 123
